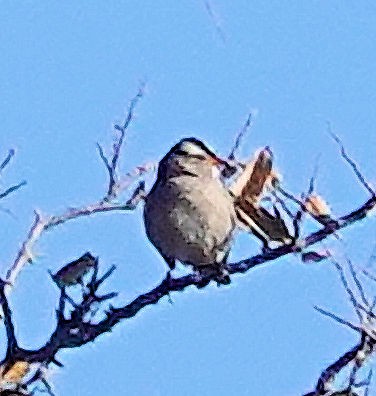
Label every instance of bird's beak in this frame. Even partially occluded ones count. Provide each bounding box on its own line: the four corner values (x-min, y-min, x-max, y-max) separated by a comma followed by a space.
209, 155, 233, 170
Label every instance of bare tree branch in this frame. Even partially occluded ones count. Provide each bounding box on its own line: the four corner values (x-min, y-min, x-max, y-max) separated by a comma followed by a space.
303, 334, 375, 396
0, 149, 15, 175
228, 110, 258, 160
0, 182, 27, 201
331, 259, 364, 323
0, 149, 26, 202
98, 82, 146, 201
5, 85, 148, 292
2, 189, 376, 373
5, 200, 141, 288
203, 0, 226, 43
305, 254, 376, 396
328, 126, 375, 197
0, 279, 19, 360
313, 306, 362, 334
2, 94, 376, 395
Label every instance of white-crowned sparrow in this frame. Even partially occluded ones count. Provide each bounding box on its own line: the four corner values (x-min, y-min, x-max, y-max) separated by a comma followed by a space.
143, 137, 236, 285
143, 137, 292, 285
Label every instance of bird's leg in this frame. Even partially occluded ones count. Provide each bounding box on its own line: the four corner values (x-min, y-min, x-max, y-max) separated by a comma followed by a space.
159, 255, 175, 303
163, 270, 174, 304
194, 267, 211, 289
215, 256, 231, 287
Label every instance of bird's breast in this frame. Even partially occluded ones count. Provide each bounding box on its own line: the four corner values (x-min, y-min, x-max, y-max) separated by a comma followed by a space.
144, 176, 235, 266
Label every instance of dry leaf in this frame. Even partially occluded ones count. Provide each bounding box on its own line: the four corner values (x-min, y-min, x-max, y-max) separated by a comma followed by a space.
51, 252, 96, 287
231, 147, 291, 244
236, 204, 292, 244
1, 361, 29, 383
304, 194, 331, 218
229, 147, 273, 204
302, 250, 331, 263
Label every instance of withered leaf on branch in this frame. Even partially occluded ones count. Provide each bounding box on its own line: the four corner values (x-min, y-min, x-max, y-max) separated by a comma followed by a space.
304, 193, 331, 220
0, 361, 29, 385
230, 147, 291, 245
301, 249, 331, 263
229, 146, 274, 204
50, 252, 96, 288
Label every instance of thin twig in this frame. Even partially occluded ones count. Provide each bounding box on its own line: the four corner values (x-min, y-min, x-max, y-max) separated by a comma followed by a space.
0, 149, 15, 174
269, 192, 295, 219
328, 126, 375, 197
0, 181, 27, 200
98, 82, 146, 201
203, 0, 226, 43
347, 259, 369, 309
331, 259, 363, 323
96, 143, 112, 176
94, 265, 116, 289
228, 110, 258, 160
361, 267, 376, 284
314, 306, 362, 334
364, 369, 373, 396
41, 377, 55, 396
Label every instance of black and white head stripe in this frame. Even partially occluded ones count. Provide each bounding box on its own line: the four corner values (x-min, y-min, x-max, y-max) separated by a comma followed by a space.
157, 137, 231, 179
172, 137, 218, 159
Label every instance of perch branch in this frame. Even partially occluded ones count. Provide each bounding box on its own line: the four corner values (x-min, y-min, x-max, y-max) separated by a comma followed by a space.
3, 190, 376, 370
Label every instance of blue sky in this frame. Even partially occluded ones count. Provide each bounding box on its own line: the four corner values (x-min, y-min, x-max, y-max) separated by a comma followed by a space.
0, 1, 376, 395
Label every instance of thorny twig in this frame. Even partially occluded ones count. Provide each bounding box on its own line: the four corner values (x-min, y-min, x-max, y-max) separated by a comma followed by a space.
97, 82, 146, 201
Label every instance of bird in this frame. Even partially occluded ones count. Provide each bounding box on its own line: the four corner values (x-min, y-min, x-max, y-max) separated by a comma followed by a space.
49, 252, 97, 288
143, 137, 237, 285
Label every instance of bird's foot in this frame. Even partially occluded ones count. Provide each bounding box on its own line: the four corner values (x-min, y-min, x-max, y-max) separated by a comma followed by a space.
163, 271, 174, 304
215, 268, 231, 287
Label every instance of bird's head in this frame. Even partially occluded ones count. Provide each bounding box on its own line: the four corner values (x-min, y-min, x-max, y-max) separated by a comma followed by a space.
157, 137, 231, 179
